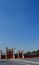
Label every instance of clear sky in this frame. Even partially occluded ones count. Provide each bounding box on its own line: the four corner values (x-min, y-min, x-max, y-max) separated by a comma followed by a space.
0, 0, 39, 52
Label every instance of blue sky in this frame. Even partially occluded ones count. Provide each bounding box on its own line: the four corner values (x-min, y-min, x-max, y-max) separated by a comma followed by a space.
0, 0, 39, 52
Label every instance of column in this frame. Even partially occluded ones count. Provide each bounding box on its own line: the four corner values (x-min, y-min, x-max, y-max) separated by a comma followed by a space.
0, 50, 2, 59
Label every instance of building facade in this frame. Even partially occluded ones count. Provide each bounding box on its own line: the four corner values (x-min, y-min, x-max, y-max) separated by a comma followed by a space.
0, 48, 24, 59
5, 47, 15, 59
18, 50, 24, 58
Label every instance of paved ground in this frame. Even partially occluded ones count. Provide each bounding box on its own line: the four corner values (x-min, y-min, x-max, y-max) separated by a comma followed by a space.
0, 58, 39, 65
18, 58, 39, 62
